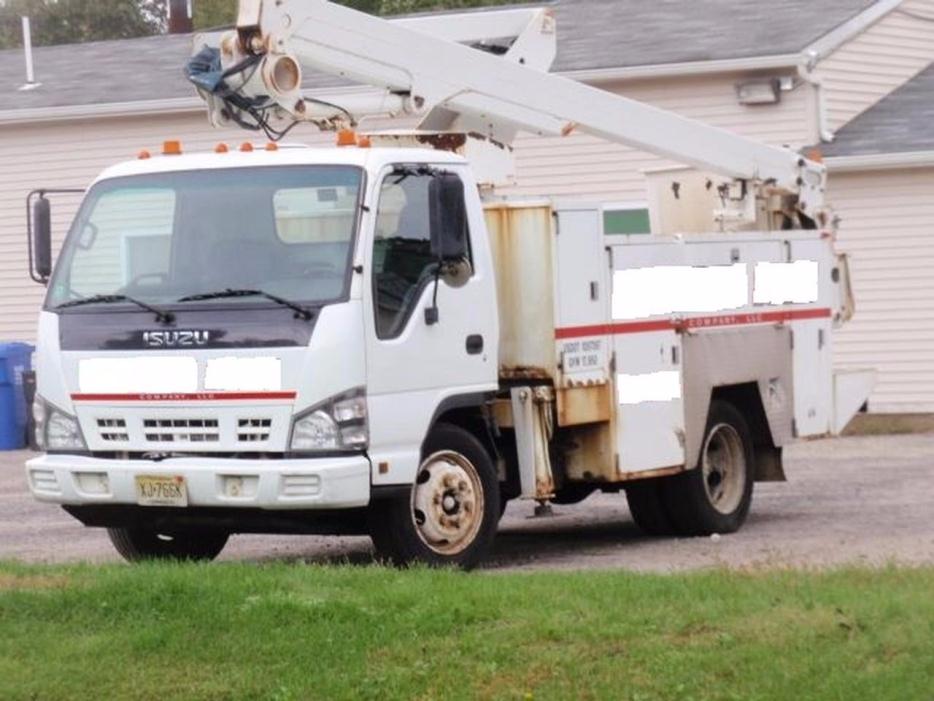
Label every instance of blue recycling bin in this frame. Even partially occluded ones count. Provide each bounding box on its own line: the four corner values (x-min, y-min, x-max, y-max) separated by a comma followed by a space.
0, 343, 34, 450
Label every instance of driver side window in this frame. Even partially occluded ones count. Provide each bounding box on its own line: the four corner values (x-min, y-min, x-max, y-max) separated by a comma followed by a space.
372, 171, 445, 339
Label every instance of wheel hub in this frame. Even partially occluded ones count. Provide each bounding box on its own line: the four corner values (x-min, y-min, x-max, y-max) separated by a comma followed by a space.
701, 423, 746, 515
411, 451, 484, 555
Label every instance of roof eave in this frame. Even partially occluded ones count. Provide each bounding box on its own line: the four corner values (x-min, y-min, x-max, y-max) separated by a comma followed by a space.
0, 96, 203, 125
825, 150, 934, 171
561, 53, 802, 83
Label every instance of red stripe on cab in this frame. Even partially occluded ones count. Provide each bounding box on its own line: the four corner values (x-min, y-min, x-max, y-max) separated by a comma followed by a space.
70, 391, 297, 402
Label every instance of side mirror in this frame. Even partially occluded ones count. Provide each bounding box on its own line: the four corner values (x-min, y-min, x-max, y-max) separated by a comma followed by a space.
428, 172, 469, 262
31, 196, 52, 283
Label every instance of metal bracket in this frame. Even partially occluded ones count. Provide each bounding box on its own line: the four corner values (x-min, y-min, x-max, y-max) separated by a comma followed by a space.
509, 386, 556, 500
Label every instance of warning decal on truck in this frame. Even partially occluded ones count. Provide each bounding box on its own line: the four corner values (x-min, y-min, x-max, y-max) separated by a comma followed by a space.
560, 338, 607, 375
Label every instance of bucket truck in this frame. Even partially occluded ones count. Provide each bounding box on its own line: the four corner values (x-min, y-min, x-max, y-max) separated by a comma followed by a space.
24, 0, 873, 568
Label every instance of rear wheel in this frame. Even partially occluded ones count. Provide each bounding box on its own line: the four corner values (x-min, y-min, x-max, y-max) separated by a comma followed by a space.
369, 423, 499, 569
663, 400, 755, 536
107, 527, 228, 562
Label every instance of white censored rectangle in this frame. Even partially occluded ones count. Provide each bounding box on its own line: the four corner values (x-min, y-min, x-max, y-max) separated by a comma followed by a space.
617, 371, 682, 405
204, 357, 282, 392
753, 260, 819, 305
613, 264, 748, 320
78, 357, 197, 393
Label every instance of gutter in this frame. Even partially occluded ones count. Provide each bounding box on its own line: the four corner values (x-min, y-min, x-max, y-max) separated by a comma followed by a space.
561, 53, 802, 83
0, 97, 203, 125
824, 150, 934, 172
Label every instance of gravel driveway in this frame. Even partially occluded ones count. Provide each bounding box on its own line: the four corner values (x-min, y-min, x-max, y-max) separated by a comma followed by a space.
2, 434, 932, 572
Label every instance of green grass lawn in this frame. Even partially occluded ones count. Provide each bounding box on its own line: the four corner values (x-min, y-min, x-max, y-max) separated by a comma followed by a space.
1, 562, 932, 700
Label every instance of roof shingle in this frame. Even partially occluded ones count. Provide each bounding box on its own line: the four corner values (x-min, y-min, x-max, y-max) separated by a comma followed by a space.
822, 63, 934, 157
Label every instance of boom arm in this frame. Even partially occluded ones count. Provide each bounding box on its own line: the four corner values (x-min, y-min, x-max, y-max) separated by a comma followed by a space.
190, 0, 826, 219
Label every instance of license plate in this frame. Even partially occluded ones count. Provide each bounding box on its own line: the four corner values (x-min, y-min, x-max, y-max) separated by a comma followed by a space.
135, 475, 188, 507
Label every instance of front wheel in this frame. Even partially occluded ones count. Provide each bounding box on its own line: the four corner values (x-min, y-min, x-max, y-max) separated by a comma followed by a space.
369, 423, 500, 569
107, 527, 229, 562
663, 400, 755, 536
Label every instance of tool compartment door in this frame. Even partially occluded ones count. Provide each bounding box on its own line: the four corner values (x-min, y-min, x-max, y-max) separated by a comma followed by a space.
613, 327, 685, 472
552, 205, 610, 383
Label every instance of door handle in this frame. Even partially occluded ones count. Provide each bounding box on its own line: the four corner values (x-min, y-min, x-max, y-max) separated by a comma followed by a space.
466, 334, 484, 355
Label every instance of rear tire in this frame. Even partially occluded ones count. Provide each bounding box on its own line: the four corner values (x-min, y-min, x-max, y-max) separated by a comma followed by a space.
107, 527, 228, 562
625, 480, 676, 536
368, 423, 499, 570
663, 400, 755, 536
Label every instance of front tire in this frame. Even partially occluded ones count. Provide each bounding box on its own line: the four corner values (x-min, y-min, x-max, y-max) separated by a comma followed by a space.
107, 527, 228, 562
369, 423, 500, 570
663, 400, 755, 536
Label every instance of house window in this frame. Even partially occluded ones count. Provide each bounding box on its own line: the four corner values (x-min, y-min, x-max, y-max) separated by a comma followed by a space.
604, 205, 651, 235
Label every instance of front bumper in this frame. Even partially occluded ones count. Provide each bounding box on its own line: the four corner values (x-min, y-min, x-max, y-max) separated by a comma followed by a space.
25, 453, 371, 510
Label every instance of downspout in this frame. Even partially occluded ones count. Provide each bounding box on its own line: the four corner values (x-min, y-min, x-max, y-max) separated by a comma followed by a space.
798, 50, 834, 144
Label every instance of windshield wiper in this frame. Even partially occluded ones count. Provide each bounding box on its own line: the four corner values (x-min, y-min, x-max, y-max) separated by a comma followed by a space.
176, 288, 313, 321
55, 294, 175, 324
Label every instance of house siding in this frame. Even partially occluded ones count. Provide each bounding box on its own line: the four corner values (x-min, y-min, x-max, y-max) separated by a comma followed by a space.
816, 0, 934, 133
503, 73, 817, 201
829, 166, 934, 413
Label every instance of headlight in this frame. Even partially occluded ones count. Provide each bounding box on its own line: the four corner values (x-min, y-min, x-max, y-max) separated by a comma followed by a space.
34, 398, 87, 451
289, 389, 368, 452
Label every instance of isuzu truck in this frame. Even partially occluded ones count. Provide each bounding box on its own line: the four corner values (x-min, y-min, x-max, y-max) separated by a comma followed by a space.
24, 0, 873, 568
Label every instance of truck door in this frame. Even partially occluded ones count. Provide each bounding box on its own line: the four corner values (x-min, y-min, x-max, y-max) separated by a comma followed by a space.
364, 165, 498, 487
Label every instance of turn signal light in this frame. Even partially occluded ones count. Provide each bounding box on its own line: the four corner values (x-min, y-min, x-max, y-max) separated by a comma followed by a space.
162, 140, 182, 155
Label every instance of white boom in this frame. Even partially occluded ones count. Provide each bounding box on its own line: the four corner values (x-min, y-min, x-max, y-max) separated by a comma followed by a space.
190, 0, 827, 222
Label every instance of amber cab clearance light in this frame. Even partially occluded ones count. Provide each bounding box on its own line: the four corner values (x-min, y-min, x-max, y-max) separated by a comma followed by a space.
357, 135, 372, 148
137, 149, 151, 160
265, 142, 279, 151
215, 143, 229, 153
162, 140, 182, 156
336, 129, 357, 147
805, 147, 824, 164
240, 142, 254, 152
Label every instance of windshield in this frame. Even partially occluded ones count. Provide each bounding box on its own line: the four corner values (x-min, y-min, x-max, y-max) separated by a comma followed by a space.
47, 165, 364, 309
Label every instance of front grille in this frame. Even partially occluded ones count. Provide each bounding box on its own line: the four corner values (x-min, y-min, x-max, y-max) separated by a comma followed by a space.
143, 418, 219, 443
97, 418, 129, 442
237, 418, 272, 443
